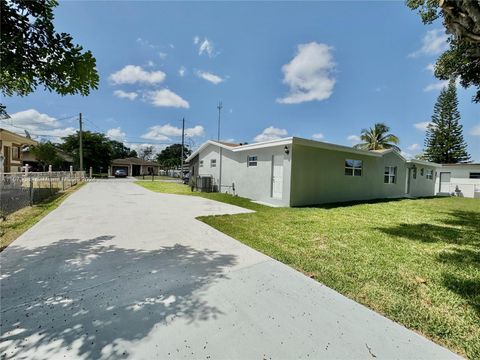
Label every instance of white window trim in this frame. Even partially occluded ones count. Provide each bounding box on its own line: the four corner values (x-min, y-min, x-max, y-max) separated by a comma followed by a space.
384, 166, 397, 184
247, 155, 258, 167
426, 169, 434, 180
199, 160, 204, 167
210, 159, 217, 167
345, 159, 363, 177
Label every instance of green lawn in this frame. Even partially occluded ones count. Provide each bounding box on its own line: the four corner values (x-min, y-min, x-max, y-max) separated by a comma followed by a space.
136, 181, 480, 359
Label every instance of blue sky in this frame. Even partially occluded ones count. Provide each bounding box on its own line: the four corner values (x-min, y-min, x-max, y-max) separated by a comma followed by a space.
3, 1, 479, 160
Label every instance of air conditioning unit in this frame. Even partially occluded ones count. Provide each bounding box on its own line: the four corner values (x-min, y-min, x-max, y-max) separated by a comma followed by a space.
197, 175, 213, 192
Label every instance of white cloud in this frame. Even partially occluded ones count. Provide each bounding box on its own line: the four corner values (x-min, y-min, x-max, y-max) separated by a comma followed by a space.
141, 123, 204, 141
126, 142, 167, 155
407, 143, 420, 151
409, 29, 448, 58
194, 36, 216, 57
424, 78, 460, 92
106, 127, 126, 141
178, 66, 187, 77
158, 52, 167, 60
196, 71, 224, 84
470, 124, 480, 136
185, 125, 205, 138
136, 38, 158, 49
113, 90, 138, 101
146, 89, 190, 108
413, 122, 432, 131
253, 126, 288, 142
401, 151, 415, 160
424, 80, 449, 92
109, 65, 166, 85
5, 109, 76, 141
277, 42, 336, 104
426, 63, 435, 74
347, 135, 361, 142
312, 133, 325, 140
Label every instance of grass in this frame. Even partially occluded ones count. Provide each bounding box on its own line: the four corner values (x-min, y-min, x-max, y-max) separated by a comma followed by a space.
0, 182, 84, 251
136, 181, 480, 359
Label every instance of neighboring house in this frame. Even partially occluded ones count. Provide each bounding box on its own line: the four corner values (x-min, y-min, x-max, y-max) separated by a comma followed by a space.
186, 137, 440, 207
435, 163, 480, 198
22, 147, 74, 171
109, 157, 160, 177
0, 128, 37, 173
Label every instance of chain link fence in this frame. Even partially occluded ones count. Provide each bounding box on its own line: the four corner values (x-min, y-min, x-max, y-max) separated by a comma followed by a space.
0, 171, 85, 217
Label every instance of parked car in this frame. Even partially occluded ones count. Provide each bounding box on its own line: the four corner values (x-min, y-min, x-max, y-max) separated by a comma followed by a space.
114, 169, 128, 178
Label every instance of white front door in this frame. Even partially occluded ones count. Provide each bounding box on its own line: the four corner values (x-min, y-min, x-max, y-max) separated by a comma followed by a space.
439, 172, 451, 193
272, 155, 283, 199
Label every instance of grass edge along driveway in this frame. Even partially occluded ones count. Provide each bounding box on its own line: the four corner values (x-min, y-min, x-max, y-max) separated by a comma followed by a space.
137, 181, 479, 359
0, 182, 85, 251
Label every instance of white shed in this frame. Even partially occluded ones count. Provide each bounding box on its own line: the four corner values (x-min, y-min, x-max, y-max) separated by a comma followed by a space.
436, 163, 480, 198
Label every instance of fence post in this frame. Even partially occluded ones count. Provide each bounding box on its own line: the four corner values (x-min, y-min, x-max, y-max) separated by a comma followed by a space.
89, 167, 93, 179
29, 176, 33, 206
62, 175, 65, 191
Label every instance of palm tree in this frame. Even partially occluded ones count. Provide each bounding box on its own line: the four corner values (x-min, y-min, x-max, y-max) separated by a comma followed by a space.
353, 123, 400, 152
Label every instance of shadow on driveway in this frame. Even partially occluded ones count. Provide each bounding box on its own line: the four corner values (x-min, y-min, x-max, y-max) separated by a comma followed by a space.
1, 236, 237, 359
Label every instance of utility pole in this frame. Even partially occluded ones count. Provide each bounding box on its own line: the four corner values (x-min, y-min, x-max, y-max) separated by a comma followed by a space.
217, 101, 222, 141
79, 113, 83, 172
217, 102, 223, 192
181, 117, 185, 177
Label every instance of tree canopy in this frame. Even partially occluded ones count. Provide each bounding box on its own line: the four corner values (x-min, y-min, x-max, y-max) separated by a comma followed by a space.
138, 146, 155, 161
406, 0, 480, 102
353, 123, 400, 152
30, 141, 62, 171
0, 0, 99, 98
110, 140, 137, 159
423, 79, 470, 163
156, 144, 191, 170
60, 131, 136, 171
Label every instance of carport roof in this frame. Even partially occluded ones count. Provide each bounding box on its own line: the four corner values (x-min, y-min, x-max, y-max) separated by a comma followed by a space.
111, 157, 159, 166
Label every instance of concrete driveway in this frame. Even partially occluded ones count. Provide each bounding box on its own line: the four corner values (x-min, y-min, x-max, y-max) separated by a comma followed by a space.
1, 181, 460, 359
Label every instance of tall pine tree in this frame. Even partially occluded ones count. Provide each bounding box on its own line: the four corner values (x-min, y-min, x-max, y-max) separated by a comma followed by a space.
424, 79, 470, 164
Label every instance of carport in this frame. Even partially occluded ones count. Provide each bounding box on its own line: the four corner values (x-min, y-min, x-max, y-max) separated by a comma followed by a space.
109, 157, 160, 177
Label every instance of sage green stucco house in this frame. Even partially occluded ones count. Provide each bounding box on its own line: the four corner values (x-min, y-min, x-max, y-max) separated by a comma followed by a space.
186, 137, 439, 207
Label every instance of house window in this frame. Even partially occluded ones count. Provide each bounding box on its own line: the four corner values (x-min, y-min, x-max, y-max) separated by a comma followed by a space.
420, 168, 424, 176
345, 159, 362, 176
12, 146, 20, 160
210, 159, 216, 167
247, 155, 257, 167
384, 166, 397, 184
200, 160, 204, 168
469, 172, 480, 179
412, 167, 417, 179
426, 169, 434, 180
